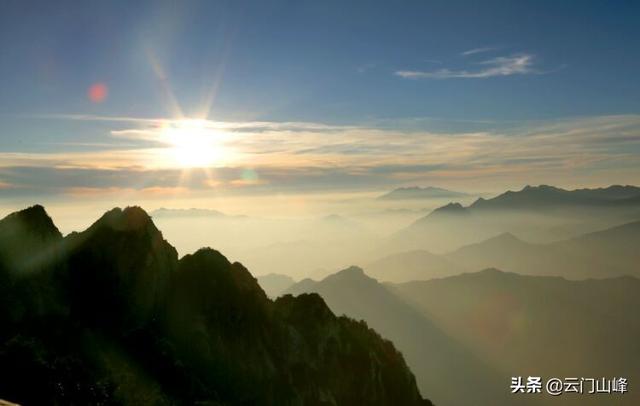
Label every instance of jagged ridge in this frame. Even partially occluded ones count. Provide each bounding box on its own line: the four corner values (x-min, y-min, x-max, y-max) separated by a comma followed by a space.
0, 206, 432, 406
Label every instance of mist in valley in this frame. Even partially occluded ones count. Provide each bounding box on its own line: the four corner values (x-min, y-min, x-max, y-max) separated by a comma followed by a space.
2, 1, 640, 404
111, 184, 640, 284
2, 183, 640, 406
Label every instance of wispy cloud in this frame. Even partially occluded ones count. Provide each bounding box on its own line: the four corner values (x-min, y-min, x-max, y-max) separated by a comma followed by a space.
0, 115, 639, 195
33, 114, 354, 133
461, 47, 497, 56
396, 53, 536, 79
356, 63, 377, 73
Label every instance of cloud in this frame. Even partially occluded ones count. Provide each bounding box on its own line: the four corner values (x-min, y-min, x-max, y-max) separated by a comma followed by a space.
356, 63, 376, 73
66, 186, 189, 198
37, 114, 354, 133
1, 115, 639, 196
396, 53, 536, 79
461, 47, 497, 56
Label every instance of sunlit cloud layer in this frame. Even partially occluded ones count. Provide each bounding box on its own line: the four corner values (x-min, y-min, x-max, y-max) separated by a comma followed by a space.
0, 114, 639, 196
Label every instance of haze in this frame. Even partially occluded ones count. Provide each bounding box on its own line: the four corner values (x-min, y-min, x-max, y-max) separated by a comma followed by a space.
1, 2, 639, 405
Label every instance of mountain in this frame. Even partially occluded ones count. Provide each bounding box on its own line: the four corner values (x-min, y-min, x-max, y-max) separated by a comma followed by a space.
0, 206, 431, 406
0, 204, 62, 274
392, 269, 640, 406
257, 273, 296, 297
378, 186, 468, 200
150, 208, 376, 279
63, 207, 179, 332
290, 267, 640, 406
390, 200, 484, 253
0, 205, 65, 330
371, 218, 640, 282
392, 185, 640, 252
286, 267, 510, 406
470, 184, 640, 210
447, 220, 640, 279
320, 213, 363, 228
315, 213, 368, 236
427, 201, 468, 216
366, 249, 463, 282
446, 232, 558, 277
553, 219, 640, 273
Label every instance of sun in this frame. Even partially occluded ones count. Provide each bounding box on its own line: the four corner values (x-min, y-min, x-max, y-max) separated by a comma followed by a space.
161, 119, 228, 168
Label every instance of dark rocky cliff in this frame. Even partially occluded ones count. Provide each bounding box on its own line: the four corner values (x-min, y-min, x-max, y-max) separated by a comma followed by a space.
0, 205, 432, 406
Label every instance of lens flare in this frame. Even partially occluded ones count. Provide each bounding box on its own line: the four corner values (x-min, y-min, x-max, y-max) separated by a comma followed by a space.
88, 83, 108, 103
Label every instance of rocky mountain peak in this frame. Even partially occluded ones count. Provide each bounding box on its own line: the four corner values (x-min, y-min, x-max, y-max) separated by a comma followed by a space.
0, 204, 62, 241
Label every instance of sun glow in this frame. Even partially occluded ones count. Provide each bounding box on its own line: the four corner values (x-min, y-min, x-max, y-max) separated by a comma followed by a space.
161, 119, 229, 168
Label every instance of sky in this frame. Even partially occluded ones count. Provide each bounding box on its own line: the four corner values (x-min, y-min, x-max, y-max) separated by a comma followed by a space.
1, 0, 639, 208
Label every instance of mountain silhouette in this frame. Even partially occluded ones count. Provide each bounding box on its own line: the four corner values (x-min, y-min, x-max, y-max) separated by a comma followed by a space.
470, 184, 640, 210
257, 273, 296, 298
0, 204, 62, 274
393, 269, 640, 406
378, 186, 468, 200
372, 219, 640, 282
447, 220, 640, 279
366, 250, 463, 282
286, 267, 511, 406
0, 206, 431, 406
290, 266, 640, 406
0, 205, 67, 326
391, 184, 640, 252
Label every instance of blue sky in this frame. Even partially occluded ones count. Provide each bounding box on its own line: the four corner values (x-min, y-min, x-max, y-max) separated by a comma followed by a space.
0, 0, 639, 200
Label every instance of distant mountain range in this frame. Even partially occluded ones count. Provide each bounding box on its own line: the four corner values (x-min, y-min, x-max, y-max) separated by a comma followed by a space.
286, 267, 507, 406
0, 206, 431, 405
391, 184, 640, 252
470, 184, 640, 210
447, 218, 640, 279
371, 219, 640, 282
151, 207, 245, 218
148, 207, 376, 278
392, 269, 640, 406
378, 186, 469, 200
289, 267, 640, 406
256, 273, 296, 298
366, 249, 463, 282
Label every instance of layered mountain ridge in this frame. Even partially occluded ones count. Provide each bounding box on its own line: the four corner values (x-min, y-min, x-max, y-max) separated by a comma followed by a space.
288, 266, 640, 406
391, 184, 640, 252
470, 184, 640, 210
0, 205, 431, 406
378, 186, 469, 200
370, 218, 640, 282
